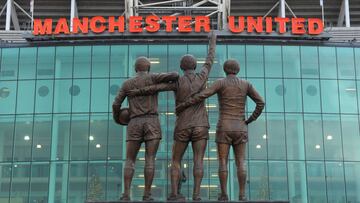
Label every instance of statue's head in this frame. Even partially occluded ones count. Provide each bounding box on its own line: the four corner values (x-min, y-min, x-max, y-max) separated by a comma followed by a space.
135, 57, 151, 72
180, 54, 197, 71
223, 59, 240, 75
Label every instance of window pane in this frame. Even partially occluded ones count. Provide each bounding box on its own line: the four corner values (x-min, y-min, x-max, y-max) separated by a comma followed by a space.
16, 80, 35, 114
249, 161, 268, 200
0, 48, 19, 80
0, 80, 16, 114
319, 47, 337, 79
70, 114, 89, 160
344, 162, 360, 202
74, 46, 91, 78
89, 114, 108, 160
35, 80, 54, 113
247, 79, 265, 112
87, 162, 107, 201
322, 115, 343, 161
13, 115, 33, 161
0, 164, 11, 200
246, 45, 264, 77
19, 48, 37, 79
68, 162, 88, 202
107, 162, 122, 200
285, 114, 305, 160
337, 47, 355, 79
284, 79, 302, 112
267, 113, 286, 160
53, 79, 72, 113
248, 114, 267, 159
326, 162, 346, 203
29, 163, 49, 203
0, 115, 14, 161
288, 161, 307, 203
53, 114, 71, 160
304, 114, 324, 160
72, 79, 90, 113
355, 48, 360, 79
92, 46, 110, 78
264, 46, 282, 78
37, 47, 55, 79
129, 45, 148, 76
283, 46, 300, 78
210, 45, 226, 78
55, 46, 73, 78
108, 114, 124, 160
110, 45, 128, 77
307, 162, 327, 202
338, 80, 358, 114
302, 79, 321, 113
48, 162, 69, 203
10, 163, 30, 202
341, 115, 360, 161
320, 80, 339, 113
268, 161, 288, 200
149, 45, 168, 73
265, 79, 284, 112
91, 79, 109, 112
32, 114, 52, 161
168, 44, 186, 72
228, 45, 246, 78
300, 46, 319, 78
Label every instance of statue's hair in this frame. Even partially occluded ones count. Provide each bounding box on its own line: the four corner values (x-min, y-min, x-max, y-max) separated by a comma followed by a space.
180, 54, 197, 70
223, 59, 240, 75
135, 57, 151, 72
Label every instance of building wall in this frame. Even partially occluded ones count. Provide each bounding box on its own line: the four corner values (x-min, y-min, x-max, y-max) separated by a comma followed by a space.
0, 44, 360, 203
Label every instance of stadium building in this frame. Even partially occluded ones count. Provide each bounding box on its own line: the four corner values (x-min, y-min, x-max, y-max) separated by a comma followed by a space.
0, 0, 360, 202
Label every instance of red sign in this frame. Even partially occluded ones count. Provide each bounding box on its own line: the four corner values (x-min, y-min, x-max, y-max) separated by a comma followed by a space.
33, 16, 324, 36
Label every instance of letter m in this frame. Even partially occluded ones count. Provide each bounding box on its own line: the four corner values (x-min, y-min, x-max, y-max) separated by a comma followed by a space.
33, 19, 53, 35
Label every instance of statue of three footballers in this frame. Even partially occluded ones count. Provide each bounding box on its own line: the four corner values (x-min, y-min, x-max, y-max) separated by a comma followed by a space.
112, 32, 265, 201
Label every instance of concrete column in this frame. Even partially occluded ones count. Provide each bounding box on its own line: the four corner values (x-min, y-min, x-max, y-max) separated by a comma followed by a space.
344, 0, 351, 27
5, 0, 12, 31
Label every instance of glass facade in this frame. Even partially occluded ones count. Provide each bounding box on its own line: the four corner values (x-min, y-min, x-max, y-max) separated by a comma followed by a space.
0, 44, 359, 203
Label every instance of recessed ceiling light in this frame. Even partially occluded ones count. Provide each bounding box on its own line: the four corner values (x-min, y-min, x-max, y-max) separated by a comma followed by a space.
36, 144, 42, 149
24, 135, 30, 141
262, 134, 267, 139
326, 135, 333, 140
89, 135, 94, 141
256, 144, 261, 149
96, 144, 101, 148
315, 144, 321, 149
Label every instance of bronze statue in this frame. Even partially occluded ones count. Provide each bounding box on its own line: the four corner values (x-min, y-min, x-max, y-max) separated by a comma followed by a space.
112, 57, 179, 201
127, 32, 217, 201
176, 59, 265, 201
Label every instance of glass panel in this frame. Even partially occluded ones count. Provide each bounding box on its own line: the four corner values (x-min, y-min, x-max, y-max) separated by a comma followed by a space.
74, 46, 91, 78
302, 79, 321, 113
341, 115, 360, 161
355, 48, 360, 80
246, 45, 264, 78
337, 47, 355, 79
283, 46, 300, 78
288, 161, 307, 203
338, 80, 358, 114
322, 115, 343, 161
32, 114, 52, 161
249, 161, 268, 200
326, 162, 346, 203
267, 113, 286, 160
35, 79, 54, 113
284, 79, 302, 112
10, 163, 30, 202
268, 161, 288, 200
107, 162, 122, 201
92, 46, 110, 78
55, 46, 73, 78
320, 80, 340, 113
247, 79, 265, 112
72, 79, 90, 113
307, 161, 327, 202
300, 46, 319, 78
0, 164, 11, 201
168, 44, 187, 72
50, 162, 69, 203
319, 47, 337, 79
188, 44, 207, 76
70, 114, 89, 160
344, 162, 360, 202
89, 114, 108, 160
0, 115, 14, 162
210, 45, 226, 78
18, 48, 37, 79
13, 115, 33, 161
53, 79, 72, 113
68, 162, 88, 202
29, 163, 49, 202
228, 45, 246, 78
128, 45, 148, 76
53, 114, 71, 160
37, 47, 55, 79
16, 80, 35, 114
91, 79, 109, 112
285, 114, 305, 160
265, 79, 284, 112
0, 80, 16, 114
304, 114, 324, 160
110, 45, 128, 77
248, 113, 267, 160
264, 46, 282, 78
87, 162, 107, 201
0, 48, 19, 80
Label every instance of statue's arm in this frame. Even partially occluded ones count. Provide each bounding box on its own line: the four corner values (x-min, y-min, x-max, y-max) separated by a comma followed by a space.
126, 82, 176, 97
199, 31, 217, 80
151, 71, 179, 83
245, 83, 265, 124
112, 83, 128, 123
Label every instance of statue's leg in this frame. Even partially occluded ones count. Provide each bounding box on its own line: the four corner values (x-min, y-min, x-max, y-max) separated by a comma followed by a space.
217, 143, 230, 198
122, 140, 142, 199
170, 140, 189, 197
233, 142, 247, 200
143, 139, 160, 198
191, 138, 207, 200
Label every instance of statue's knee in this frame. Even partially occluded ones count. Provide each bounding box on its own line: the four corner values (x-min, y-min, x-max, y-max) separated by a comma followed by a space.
125, 160, 135, 170
218, 164, 228, 172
